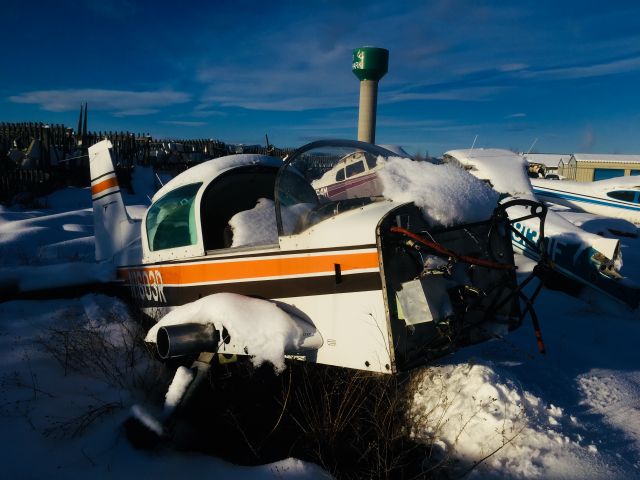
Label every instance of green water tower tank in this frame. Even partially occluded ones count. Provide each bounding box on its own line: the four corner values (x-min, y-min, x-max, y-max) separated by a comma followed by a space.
352, 47, 389, 143
352, 47, 389, 81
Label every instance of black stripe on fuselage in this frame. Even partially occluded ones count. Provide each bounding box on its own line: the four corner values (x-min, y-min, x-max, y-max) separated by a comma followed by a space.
92, 189, 121, 202
90, 170, 116, 183
125, 271, 382, 308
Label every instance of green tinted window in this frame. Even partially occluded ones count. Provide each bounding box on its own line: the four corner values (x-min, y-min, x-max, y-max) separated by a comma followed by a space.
146, 183, 201, 251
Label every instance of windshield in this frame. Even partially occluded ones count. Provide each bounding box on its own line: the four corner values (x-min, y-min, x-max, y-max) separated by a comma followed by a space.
275, 140, 406, 236
146, 182, 202, 251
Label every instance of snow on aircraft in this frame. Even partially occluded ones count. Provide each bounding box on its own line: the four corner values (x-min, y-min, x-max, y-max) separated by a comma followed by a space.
90, 139, 567, 440
531, 176, 640, 225
90, 138, 529, 375
442, 148, 640, 309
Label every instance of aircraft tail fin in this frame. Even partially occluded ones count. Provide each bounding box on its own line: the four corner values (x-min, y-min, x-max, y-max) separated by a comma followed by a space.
88, 139, 135, 262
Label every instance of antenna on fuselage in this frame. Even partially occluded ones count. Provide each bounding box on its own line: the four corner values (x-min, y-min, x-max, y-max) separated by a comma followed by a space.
155, 172, 165, 188
526, 137, 538, 156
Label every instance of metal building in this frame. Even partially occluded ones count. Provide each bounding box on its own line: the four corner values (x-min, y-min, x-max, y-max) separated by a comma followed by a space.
558, 153, 640, 182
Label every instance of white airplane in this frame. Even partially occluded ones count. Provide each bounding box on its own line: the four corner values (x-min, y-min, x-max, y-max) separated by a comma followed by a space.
443, 148, 640, 309
531, 176, 640, 225
89, 139, 530, 437
89, 138, 526, 370
311, 149, 384, 200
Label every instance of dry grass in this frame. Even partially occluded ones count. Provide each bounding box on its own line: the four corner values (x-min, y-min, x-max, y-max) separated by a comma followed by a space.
261, 363, 434, 479
33, 298, 169, 438
30, 300, 522, 477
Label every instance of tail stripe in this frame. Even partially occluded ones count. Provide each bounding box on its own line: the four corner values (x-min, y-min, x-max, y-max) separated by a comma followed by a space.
92, 190, 122, 202
91, 176, 119, 196
90, 170, 116, 183
88, 139, 135, 262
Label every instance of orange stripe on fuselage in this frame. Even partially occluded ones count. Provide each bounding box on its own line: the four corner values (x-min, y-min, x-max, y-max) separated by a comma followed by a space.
118, 251, 379, 285
91, 176, 119, 195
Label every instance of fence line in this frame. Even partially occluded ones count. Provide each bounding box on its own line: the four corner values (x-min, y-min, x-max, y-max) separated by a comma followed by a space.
0, 121, 296, 204
0, 169, 52, 202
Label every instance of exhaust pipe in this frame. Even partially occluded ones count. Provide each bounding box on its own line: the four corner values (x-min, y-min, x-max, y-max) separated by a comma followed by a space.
156, 323, 220, 360
156, 313, 324, 360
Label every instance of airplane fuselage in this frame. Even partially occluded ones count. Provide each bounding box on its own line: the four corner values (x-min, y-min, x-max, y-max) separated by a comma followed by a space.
532, 180, 640, 224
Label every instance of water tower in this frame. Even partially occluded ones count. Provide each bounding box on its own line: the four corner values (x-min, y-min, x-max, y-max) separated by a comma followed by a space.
352, 47, 389, 143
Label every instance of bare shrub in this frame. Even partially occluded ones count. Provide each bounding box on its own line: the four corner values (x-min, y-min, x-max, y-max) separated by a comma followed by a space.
284, 363, 422, 478
184, 360, 435, 479
35, 297, 170, 437
39, 299, 164, 394
42, 400, 123, 439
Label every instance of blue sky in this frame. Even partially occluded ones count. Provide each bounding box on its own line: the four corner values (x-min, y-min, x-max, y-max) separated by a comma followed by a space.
2, 0, 640, 156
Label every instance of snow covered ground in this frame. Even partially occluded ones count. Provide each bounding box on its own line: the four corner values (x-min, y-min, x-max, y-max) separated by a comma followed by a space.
0, 172, 328, 479
409, 252, 640, 478
1, 168, 639, 478
0, 295, 326, 479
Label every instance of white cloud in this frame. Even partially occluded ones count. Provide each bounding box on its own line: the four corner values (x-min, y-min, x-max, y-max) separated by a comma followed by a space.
499, 63, 528, 72
8, 88, 190, 113
377, 118, 453, 129
203, 94, 355, 112
191, 108, 227, 118
506, 113, 527, 119
113, 108, 159, 117
160, 121, 207, 127
522, 55, 640, 80
197, 59, 357, 112
187, 4, 532, 112
386, 86, 508, 103
193, 31, 360, 112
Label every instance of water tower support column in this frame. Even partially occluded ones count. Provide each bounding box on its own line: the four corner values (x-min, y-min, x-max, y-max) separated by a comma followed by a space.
352, 47, 389, 144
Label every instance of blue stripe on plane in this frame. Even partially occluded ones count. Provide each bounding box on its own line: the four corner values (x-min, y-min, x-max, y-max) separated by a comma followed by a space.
532, 187, 640, 212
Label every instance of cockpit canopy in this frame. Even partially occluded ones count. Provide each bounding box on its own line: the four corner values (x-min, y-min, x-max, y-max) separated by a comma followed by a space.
143, 141, 410, 261
275, 140, 406, 236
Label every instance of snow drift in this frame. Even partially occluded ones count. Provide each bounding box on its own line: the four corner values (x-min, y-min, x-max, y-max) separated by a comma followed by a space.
410, 362, 616, 478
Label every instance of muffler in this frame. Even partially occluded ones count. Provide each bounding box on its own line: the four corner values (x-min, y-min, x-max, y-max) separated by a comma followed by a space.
156, 323, 220, 359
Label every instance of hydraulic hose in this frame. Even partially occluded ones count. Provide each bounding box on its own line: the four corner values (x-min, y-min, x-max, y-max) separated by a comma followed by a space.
390, 226, 515, 271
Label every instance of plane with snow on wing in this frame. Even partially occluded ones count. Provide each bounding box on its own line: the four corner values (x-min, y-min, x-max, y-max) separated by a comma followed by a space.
90, 139, 528, 371
442, 148, 640, 309
531, 176, 640, 225
89, 139, 548, 440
